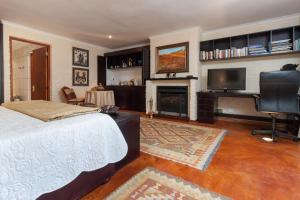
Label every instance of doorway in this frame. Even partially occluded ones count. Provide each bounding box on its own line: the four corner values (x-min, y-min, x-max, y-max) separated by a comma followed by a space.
10, 37, 50, 101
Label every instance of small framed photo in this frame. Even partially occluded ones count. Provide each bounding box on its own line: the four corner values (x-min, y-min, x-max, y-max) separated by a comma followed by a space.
72, 47, 89, 67
156, 42, 189, 74
72, 68, 89, 86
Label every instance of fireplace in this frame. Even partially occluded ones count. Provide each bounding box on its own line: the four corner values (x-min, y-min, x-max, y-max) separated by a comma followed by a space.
157, 86, 188, 118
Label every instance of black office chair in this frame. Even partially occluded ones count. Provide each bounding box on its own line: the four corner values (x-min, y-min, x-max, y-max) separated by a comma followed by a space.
252, 70, 300, 142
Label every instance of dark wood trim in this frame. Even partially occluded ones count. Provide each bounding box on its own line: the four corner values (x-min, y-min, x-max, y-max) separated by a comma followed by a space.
0, 22, 3, 103
156, 42, 189, 74
147, 76, 198, 81
9, 36, 51, 101
104, 46, 144, 57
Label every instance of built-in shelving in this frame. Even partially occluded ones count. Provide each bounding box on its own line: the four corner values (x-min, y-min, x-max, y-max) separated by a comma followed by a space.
105, 47, 144, 70
200, 26, 300, 62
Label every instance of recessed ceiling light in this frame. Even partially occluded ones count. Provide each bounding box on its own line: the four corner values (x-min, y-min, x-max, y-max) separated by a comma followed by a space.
108, 35, 112, 39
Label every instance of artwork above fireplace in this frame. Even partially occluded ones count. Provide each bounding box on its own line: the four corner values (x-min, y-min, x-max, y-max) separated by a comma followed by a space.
157, 86, 188, 119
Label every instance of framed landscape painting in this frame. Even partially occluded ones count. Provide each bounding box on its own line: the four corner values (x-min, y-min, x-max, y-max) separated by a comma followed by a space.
73, 47, 89, 67
72, 68, 89, 86
156, 42, 189, 74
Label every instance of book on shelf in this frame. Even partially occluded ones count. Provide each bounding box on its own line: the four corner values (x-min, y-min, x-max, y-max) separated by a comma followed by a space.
294, 39, 300, 51
248, 44, 268, 55
271, 39, 292, 53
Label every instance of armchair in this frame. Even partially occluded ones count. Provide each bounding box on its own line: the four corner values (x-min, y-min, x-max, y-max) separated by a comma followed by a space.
61, 86, 85, 105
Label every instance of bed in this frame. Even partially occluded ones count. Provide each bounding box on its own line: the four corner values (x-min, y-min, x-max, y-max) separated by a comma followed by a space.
0, 101, 128, 200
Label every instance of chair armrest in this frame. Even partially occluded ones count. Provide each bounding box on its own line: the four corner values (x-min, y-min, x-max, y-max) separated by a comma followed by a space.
253, 94, 261, 111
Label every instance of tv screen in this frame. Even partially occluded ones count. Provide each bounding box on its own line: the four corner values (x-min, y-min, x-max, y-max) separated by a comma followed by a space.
207, 68, 246, 91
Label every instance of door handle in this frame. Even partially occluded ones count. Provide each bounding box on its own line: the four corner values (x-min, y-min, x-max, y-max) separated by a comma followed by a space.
32, 85, 35, 93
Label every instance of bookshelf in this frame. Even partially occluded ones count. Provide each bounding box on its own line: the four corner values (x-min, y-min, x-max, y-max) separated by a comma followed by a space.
200, 26, 300, 62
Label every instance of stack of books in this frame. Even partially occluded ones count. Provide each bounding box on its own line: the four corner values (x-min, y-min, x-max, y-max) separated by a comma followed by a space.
230, 47, 248, 57
214, 49, 231, 59
294, 38, 300, 51
248, 44, 268, 55
271, 39, 292, 53
200, 51, 214, 60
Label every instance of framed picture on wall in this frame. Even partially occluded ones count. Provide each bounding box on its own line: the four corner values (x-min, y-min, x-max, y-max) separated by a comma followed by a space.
72, 47, 89, 67
156, 42, 189, 74
72, 68, 89, 86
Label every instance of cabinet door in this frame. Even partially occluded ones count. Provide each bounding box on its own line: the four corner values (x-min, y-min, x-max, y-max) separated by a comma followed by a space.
130, 86, 146, 112
142, 46, 150, 85
97, 56, 106, 86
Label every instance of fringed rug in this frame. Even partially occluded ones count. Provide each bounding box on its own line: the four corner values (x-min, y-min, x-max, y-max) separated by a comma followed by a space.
105, 167, 230, 200
140, 118, 226, 170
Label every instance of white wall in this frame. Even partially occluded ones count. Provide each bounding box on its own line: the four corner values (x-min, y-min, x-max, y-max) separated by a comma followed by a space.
200, 15, 300, 117
2, 21, 110, 102
147, 27, 201, 120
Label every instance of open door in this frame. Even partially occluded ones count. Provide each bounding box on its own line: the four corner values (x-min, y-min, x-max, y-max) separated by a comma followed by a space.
31, 47, 48, 100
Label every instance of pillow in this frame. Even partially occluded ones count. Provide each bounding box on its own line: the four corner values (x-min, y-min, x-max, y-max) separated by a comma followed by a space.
63, 88, 76, 99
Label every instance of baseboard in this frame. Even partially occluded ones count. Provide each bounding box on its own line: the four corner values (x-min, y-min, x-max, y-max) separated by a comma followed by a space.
216, 113, 289, 124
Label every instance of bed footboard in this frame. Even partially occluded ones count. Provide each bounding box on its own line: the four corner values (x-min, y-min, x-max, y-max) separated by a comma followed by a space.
37, 164, 115, 200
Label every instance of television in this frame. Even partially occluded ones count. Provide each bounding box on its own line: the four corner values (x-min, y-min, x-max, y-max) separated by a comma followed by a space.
207, 68, 246, 91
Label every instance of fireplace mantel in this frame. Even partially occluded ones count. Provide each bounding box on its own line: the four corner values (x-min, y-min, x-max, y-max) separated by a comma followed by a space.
147, 77, 198, 81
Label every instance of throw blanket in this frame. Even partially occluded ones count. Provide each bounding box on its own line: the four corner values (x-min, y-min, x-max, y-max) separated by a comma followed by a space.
0, 106, 127, 200
2, 100, 98, 122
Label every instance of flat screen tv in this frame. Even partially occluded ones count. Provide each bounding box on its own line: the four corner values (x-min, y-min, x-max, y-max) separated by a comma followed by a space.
207, 68, 246, 91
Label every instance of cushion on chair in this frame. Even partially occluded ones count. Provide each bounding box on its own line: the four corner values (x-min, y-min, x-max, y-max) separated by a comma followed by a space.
63, 88, 77, 100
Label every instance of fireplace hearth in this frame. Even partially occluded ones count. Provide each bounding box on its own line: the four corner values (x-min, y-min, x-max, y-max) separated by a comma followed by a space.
157, 86, 188, 118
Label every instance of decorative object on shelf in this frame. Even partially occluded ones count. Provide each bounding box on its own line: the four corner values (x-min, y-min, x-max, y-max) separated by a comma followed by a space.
172, 73, 176, 78
128, 79, 135, 86
128, 58, 133, 67
166, 73, 170, 78
122, 60, 127, 68
72, 47, 89, 67
156, 42, 189, 74
149, 97, 154, 119
100, 105, 119, 115
72, 68, 89, 86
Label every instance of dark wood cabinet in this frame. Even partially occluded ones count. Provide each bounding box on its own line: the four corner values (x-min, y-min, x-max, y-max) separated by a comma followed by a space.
106, 86, 146, 112
197, 92, 218, 123
97, 56, 106, 86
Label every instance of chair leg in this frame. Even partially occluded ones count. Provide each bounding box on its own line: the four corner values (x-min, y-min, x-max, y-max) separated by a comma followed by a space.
271, 116, 277, 142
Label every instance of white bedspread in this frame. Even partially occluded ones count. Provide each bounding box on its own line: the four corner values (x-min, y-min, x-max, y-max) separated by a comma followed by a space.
0, 106, 128, 200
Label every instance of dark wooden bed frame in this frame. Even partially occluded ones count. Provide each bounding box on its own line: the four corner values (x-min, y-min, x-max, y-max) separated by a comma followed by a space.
37, 164, 115, 200
38, 112, 140, 200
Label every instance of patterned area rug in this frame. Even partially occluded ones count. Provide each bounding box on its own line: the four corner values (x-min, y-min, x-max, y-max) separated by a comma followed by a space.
105, 167, 230, 200
140, 118, 226, 170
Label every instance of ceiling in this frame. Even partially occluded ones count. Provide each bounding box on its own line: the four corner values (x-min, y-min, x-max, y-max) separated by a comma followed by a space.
1, 0, 300, 49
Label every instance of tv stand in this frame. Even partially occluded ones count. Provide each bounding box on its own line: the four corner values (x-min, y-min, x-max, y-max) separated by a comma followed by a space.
197, 91, 258, 123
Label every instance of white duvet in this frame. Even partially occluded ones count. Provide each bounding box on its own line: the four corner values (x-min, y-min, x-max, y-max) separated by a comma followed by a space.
0, 106, 128, 200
